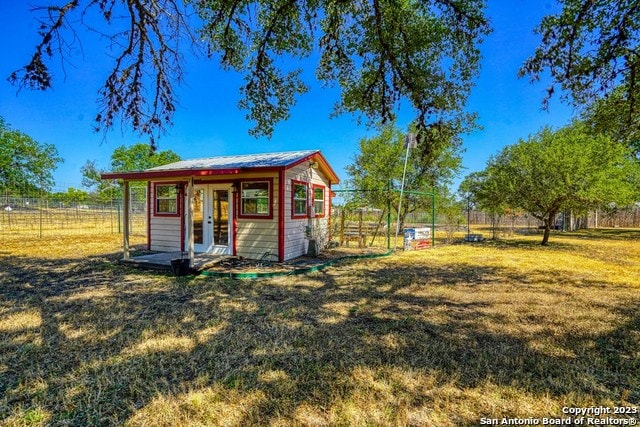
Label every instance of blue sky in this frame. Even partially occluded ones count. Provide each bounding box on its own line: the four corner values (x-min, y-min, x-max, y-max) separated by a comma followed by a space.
0, 1, 575, 191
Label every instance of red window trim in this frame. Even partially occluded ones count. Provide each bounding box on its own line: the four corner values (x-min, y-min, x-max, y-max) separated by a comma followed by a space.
312, 184, 326, 218
146, 182, 151, 250
291, 179, 309, 219
232, 190, 238, 256
328, 182, 333, 240
278, 171, 285, 262
153, 182, 182, 217
238, 178, 274, 220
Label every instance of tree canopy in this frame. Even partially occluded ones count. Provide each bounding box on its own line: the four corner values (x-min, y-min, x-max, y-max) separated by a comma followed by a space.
9, 0, 490, 148
581, 85, 640, 159
109, 143, 181, 172
82, 143, 181, 199
458, 170, 508, 239
478, 122, 638, 245
345, 121, 461, 227
520, 0, 640, 113
0, 117, 63, 193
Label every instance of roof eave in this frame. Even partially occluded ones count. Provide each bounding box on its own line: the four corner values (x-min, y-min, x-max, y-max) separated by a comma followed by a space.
101, 166, 285, 181
100, 151, 340, 183
285, 151, 340, 184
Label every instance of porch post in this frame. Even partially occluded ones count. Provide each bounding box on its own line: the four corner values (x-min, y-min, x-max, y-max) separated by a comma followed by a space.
122, 180, 130, 260
187, 177, 195, 262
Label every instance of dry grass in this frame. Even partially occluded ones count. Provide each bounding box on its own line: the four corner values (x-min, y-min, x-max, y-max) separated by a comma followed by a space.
0, 208, 147, 237
1, 229, 639, 426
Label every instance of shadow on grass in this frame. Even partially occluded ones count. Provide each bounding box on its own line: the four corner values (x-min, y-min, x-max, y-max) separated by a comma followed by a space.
475, 227, 640, 246
562, 228, 640, 241
1, 251, 638, 425
466, 236, 578, 251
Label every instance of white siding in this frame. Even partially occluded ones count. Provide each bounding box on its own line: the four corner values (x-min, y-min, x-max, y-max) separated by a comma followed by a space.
147, 165, 334, 261
283, 163, 332, 260
149, 178, 182, 253
234, 173, 279, 260
236, 220, 278, 260
150, 217, 182, 251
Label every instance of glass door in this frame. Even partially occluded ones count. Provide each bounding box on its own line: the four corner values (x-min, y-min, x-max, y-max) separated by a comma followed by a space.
189, 185, 232, 254
192, 188, 207, 252
210, 188, 230, 254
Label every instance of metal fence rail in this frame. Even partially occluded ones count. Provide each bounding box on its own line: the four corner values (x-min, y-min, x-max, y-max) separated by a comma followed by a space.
0, 195, 147, 237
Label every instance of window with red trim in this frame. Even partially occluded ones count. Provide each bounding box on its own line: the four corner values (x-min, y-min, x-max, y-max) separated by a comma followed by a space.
240, 181, 271, 217
313, 185, 325, 217
154, 184, 180, 216
291, 180, 308, 218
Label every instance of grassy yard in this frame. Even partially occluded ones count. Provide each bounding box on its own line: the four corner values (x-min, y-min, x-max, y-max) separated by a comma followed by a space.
1, 230, 639, 426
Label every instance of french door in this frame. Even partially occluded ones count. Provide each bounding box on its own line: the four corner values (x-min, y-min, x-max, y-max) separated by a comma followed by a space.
190, 185, 232, 254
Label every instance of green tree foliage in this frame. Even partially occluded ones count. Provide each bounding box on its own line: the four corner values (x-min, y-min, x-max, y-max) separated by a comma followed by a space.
9, 0, 490, 147
0, 117, 63, 194
521, 0, 640, 112
345, 122, 461, 227
458, 170, 508, 239
109, 143, 181, 172
436, 187, 465, 243
581, 85, 640, 159
82, 143, 181, 200
481, 122, 638, 245
50, 187, 90, 205
80, 160, 119, 202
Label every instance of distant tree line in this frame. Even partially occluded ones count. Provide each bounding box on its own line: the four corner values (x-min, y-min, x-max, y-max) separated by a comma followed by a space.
1, 116, 179, 204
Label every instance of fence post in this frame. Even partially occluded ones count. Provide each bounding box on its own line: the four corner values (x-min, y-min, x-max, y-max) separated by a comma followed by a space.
358, 209, 363, 248
387, 180, 391, 249
431, 192, 435, 248
117, 200, 121, 234
39, 185, 43, 239
340, 208, 345, 246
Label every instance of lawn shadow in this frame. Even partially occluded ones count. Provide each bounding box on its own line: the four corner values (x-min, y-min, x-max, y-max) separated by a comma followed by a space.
1, 250, 638, 425
564, 228, 640, 241
473, 236, 576, 251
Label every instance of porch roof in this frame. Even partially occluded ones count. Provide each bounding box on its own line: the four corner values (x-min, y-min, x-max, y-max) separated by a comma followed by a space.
101, 149, 340, 183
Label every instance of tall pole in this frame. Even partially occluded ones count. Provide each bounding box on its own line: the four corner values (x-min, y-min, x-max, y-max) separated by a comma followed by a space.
394, 133, 415, 251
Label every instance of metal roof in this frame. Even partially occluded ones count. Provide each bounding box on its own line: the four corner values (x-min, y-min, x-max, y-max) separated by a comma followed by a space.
148, 150, 320, 171
101, 149, 340, 183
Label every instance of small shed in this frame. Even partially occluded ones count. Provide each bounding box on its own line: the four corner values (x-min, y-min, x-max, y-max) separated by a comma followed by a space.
101, 150, 340, 262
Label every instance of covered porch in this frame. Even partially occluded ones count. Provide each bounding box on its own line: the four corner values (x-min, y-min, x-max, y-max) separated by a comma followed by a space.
117, 177, 204, 265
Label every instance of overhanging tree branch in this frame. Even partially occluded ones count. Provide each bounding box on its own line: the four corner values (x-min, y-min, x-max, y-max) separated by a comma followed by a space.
10, 0, 490, 147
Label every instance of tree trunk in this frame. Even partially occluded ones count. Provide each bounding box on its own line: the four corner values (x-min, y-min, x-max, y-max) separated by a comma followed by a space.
541, 210, 558, 245
490, 214, 500, 240
541, 220, 551, 245
397, 209, 407, 233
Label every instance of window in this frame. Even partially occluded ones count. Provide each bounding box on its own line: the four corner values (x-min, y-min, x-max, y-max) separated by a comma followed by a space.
313, 185, 325, 217
292, 180, 308, 218
155, 184, 179, 216
241, 181, 271, 217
